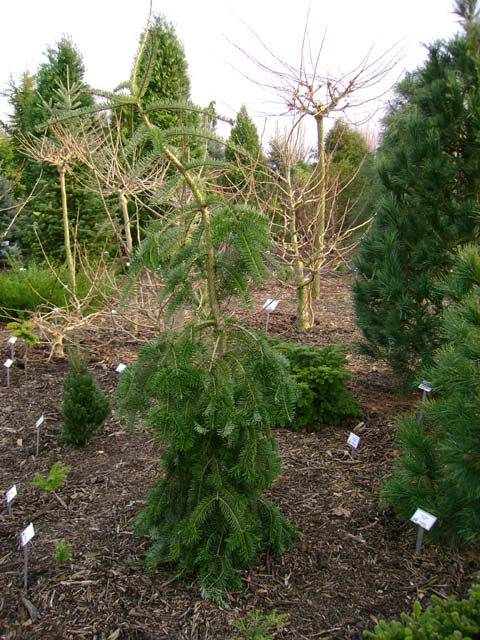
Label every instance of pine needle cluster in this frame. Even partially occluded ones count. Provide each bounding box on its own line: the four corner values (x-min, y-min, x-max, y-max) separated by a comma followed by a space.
354, 1, 480, 382
382, 244, 480, 545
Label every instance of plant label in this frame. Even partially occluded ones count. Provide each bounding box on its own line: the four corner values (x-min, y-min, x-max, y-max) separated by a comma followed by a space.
4, 359, 13, 368
263, 299, 279, 312
20, 523, 35, 547
418, 382, 432, 393
7, 336, 18, 345
35, 415, 44, 429
347, 432, 360, 449
116, 363, 127, 373
6, 485, 17, 504
411, 508, 437, 531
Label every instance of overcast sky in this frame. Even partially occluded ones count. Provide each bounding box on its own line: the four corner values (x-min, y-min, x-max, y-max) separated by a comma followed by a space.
0, 0, 463, 144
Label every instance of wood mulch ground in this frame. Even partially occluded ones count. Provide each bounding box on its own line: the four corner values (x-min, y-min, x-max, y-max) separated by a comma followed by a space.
0, 271, 478, 639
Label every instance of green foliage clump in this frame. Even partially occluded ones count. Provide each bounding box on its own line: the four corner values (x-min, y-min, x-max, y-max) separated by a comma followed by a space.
270, 338, 361, 430
364, 579, 480, 639
353, 2, 480, 382
32, 460, 70, 492
6, 319, 38, 345
62, 352, 110, 446
0, 261, 114, 320
381, 244, 480, 545
54, 539, 72, 563
232, 609, 288, 639
118, 327, 299, 603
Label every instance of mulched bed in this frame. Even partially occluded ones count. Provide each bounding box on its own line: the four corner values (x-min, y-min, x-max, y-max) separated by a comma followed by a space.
1, 271, 478, 639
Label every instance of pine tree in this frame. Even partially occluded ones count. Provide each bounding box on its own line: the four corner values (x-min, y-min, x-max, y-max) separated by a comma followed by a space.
101, 32, 301, 602
62, 351, 110, 446
382, 244, 480, 545
353, 0, 480, 381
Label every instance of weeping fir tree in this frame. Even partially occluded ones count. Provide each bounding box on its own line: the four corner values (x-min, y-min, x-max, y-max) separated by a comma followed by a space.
86, 21, 301, 603
353, 0, 480, 382
382, 244, 480, 545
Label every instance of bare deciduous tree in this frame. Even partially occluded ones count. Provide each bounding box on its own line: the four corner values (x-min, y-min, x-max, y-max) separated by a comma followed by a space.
234, 19, 400, 307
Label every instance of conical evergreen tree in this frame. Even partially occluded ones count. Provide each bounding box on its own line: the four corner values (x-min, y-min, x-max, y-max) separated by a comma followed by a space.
353, 0, 480, 381
6, 37, 105, 259
225, 105, 266, 195
382, 244, 480, 545
62, 350, 110, 446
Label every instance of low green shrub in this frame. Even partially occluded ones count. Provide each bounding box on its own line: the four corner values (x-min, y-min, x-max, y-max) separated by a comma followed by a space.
232, 609, 288, 639
270, 338, 362, 430
62, 351, 110, 446
54, 540, 72, 563
0, 261, 114, 320
364, 579, 480, 639
32, 460, 71, 492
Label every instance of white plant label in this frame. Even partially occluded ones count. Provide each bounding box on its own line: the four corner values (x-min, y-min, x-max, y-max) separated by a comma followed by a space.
6, 485, 17, 504
418, 382, 432, 393
347, 432, 361, 449
35, 415, 44, 429
20, 523, 35, 547
7, 336, 17, 345
4, 358, 13, 368
411, 508, 437, 531
263, 299, 279, 312
116, 363, 127, 373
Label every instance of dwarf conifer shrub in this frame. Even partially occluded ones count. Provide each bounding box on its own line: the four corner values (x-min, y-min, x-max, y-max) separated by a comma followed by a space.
364, 579, 480, 639
62, 352, 110, 446
32, 460, 71, 492
270, 339, 361, 430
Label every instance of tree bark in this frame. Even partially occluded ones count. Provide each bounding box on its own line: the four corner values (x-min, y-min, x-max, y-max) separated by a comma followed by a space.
58, 165, 76, 295
312, 113, 326, 300
118, 191, 133, 256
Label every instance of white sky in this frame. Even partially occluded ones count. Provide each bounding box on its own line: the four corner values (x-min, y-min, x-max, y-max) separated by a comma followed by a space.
0, 0, 463, 145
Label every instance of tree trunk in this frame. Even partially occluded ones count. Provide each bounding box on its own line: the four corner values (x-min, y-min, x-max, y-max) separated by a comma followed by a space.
118, 191, 133, 256
312, 113, 326, 300
58, 165, 76, 295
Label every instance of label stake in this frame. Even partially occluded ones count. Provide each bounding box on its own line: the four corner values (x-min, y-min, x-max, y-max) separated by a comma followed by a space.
347, 432, 360, 458
34, 415, 44, 457
111, 309, 117, 333
6, 484, 17, 517
4, 358, 13, 387
262, 299, 280, 334
8, 335, 17, 360
411, 508, 437, 555
20, 523, 35, 590
418, 381, 432, 421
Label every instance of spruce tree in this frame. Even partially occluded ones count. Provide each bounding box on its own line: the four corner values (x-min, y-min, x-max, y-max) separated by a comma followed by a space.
62, 351, 110, 446
353, 0, 480, 381
382, 244, 480, 545
103, 33, 300, 602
